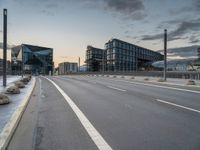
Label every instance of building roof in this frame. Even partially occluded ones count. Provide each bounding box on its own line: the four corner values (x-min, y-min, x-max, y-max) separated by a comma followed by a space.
22, 44, 52, 52
12, 44, 53, 52
106, 38, 162, 55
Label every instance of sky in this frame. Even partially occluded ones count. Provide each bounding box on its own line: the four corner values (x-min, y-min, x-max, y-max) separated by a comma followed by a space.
0, 0, 200, 66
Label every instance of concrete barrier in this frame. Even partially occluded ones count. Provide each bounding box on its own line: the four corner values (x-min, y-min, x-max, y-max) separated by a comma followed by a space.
186, 80, 196, 85
6, 85, 20, 94
14, 81, 25, 88
130, 76, 135, 79
157, 78, 165, 82
0, 94, 10, 105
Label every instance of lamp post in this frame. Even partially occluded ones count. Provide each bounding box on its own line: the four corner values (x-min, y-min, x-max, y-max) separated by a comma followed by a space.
78, 57, 80, 72
164, 29, 167, 81
3, 9, 7, 87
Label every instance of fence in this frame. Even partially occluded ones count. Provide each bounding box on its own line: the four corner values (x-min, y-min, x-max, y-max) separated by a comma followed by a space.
62, 71, 200, 80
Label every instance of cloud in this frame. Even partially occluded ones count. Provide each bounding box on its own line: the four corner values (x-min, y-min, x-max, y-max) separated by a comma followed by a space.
141, 18, 200, 42
82, 0, 146, 20
189, 39, 200, 43
141, 33, 163, 41
104, 0, 144, 13
170, 0, 200, 15
157, 45, 200, 59
13, 0, 59, 16
12, 0, 146, 20
189, 36, 200, 43
102, 0, 146, 20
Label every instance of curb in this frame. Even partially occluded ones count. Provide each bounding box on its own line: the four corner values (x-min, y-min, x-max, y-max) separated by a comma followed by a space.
118, 76, 200, 88
105, 76, 200, 88
0, 77, 36, 150
138, 79, 200, 88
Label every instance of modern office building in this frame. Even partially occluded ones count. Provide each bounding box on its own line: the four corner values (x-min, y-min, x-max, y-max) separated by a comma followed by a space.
105, 38, 163, 71
85, 46, 104, 72
58, 62, 78, 75
11, 44, 53, 75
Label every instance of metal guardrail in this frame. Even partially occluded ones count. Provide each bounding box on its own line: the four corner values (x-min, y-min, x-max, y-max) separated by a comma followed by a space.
59, 71, 200, 80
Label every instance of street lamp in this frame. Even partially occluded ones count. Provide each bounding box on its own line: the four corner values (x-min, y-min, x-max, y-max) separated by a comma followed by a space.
3, 9, 7, 87
164, 29, 167, 81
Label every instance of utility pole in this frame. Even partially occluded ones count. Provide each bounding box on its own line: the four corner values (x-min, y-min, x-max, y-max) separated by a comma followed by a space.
102, 50, 105, 74
78, 57, 80, 72
164, 29, 167, 81
3, 9, 7, 87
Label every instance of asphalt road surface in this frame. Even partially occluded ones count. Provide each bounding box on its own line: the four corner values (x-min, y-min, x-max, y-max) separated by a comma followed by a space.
8, 76, 200, 150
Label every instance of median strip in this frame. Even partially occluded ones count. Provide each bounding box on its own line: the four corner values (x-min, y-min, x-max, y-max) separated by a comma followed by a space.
156, 99, 200, 113
44, 77, 113, 150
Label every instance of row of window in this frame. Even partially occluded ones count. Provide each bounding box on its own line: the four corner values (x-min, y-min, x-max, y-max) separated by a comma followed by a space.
105, 40, 162, 58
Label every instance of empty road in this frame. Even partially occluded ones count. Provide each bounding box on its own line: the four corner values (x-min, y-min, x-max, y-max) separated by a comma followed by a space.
8, 75, 200, 150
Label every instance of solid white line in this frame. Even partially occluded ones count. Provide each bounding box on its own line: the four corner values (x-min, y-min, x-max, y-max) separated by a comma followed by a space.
156, 99, 200, 113
107, 86, 126, 92
106, 78, 200, 94
44, 77, 112, 150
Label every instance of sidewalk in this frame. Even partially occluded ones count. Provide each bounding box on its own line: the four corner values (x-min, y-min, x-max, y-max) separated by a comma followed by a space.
0, 76, 36, 150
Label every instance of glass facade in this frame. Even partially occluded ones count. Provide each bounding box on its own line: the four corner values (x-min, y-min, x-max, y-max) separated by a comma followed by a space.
105, 39, 163, 71
151, 58, 200, 71
85, 46, 104, 72
11, 44, 53, 75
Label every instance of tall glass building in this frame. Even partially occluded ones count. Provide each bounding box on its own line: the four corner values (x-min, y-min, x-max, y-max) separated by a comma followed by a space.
85, 46, 104, 72
11, 44, 53, 75
105, 39, 163, 71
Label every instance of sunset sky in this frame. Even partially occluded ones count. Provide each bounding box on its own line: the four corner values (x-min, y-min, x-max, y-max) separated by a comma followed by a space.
0, 0, 200, 66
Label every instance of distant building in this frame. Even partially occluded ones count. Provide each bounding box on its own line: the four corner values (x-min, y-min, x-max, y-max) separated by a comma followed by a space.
80, 64, 87, 72
11, 44, 53, 75
85, 46, 104, 72
104, 38, 163, 71
84, 39, 163, 72
0, 59, 11, 75
149, 47, 200, 71
58, 62, 78, 75
150, 59, 199, 71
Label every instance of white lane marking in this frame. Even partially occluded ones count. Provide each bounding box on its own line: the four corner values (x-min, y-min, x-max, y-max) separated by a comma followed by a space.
104, 78, 200, 94
107, 86, 126, 92
87, 81, 97, 84
44, 77, 112, 150
156, 99, 200, 113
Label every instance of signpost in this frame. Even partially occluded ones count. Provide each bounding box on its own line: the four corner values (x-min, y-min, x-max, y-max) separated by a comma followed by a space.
3, 9, 7, 87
